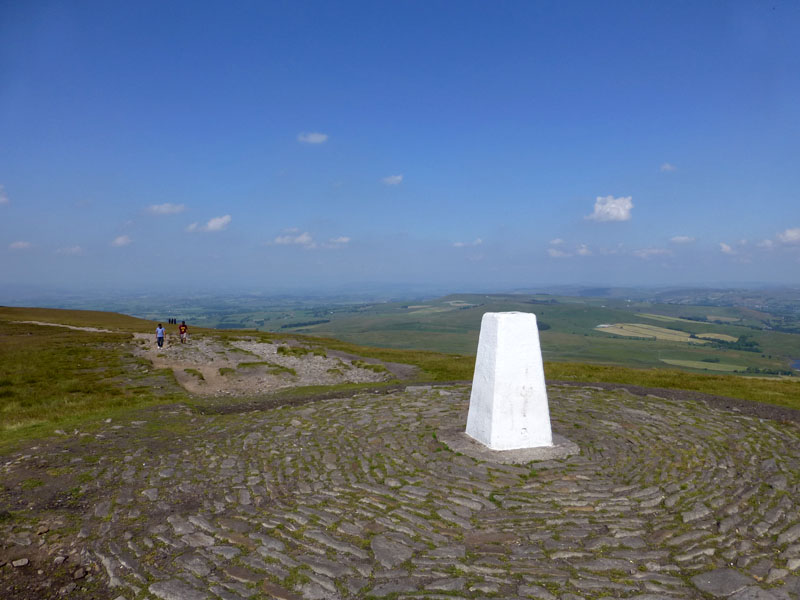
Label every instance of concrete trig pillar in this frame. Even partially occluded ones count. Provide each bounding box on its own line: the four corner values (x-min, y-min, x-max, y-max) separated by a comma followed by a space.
465, 311, 552, 450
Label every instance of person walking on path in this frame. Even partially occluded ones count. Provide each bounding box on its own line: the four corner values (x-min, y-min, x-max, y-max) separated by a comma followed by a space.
179, 321, 188, 343
156, 324, 165, 348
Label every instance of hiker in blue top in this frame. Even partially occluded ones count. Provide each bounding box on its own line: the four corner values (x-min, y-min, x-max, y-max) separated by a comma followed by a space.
156, 324, 165, 348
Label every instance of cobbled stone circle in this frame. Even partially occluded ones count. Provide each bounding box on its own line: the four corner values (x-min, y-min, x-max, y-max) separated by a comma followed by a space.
4, 383, 800, 600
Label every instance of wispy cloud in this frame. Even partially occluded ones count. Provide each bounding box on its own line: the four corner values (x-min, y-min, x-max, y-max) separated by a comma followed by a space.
297, 132, 328, 144
547, 239, 590, 258
719, 242, 735, 254
148, 203, 185, 215
453, 238, 483, 248
320, 236, 351, 249
57, 245, 84, 256
777, 227, 800, 245
382, 174, 403, 186
586, 195, 633, 222
670, 235, 695, 244
9, 241, 31, 250
0, 185, 8, 205
547, 247, 571, 258
111, 235, 132, 247
187, 215, 231, 233
757, 239, 774, 249
660, 162, 677, 172
274, 231, 315, 248
633, 247, 671, 259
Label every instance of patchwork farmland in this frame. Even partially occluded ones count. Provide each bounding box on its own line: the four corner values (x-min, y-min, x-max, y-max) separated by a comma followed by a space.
595, 322, 710, 343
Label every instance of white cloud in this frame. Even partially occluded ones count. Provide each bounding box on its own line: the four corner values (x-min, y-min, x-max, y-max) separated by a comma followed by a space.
56, 245, 84, 256
187, 215, 231, 233
719, 242, 735, 254
297, 132, 328, 144
660, 162, 677, 172
9, 241, 31, 250
757, 239, 775, 249
576, 244, 592, 256
670, 235, 695, 244
382, 174, 403, 186
453, 238, 483, 248
634, 247, 671, 259
777, 227, 800, 245
112, 235, 132, 247
547, 248, 571, 258
206, 215, 231, 231
549, 238, 564, 245
148, 203, 185, 215
586, 195, 633, 222
0, 185, 8, 205
274, 231, 315, 248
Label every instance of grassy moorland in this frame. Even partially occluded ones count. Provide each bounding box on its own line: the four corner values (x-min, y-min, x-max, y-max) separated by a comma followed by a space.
0, 315, 184, 451
1, 305, 799, 454
0, 305, 158, 332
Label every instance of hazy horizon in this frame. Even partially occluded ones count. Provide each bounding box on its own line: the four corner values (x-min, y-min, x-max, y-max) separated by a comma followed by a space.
2, 280, 799, 309
2, 2, 799, 290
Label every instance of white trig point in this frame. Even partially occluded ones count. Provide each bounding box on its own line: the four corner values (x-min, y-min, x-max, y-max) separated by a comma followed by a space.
465, 311, 552, 450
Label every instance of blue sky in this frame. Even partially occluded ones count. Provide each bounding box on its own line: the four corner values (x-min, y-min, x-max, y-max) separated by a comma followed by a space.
2, 0, 799, 293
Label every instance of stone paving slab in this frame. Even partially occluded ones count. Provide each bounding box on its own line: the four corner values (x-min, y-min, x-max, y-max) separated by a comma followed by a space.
439, 430, 579, 463
3, 383, 800, 599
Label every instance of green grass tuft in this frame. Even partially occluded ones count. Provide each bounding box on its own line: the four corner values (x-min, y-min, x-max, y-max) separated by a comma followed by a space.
183, 368, 205, 381
351, 360, 389, 374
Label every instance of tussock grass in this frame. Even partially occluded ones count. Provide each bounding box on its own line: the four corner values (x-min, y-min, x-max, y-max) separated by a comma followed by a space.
351, 360, 389, 374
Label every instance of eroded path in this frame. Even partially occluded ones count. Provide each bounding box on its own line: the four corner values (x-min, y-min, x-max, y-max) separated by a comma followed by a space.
3, 384, 800, 599
131, 334, 404, 397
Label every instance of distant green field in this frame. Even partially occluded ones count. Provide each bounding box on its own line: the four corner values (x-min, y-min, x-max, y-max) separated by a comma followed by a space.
635, 313, 698, 323
596, 323, 709, 344
696, 333, 739, 342
660, 359, 744, 372
246, 293, 800, 377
